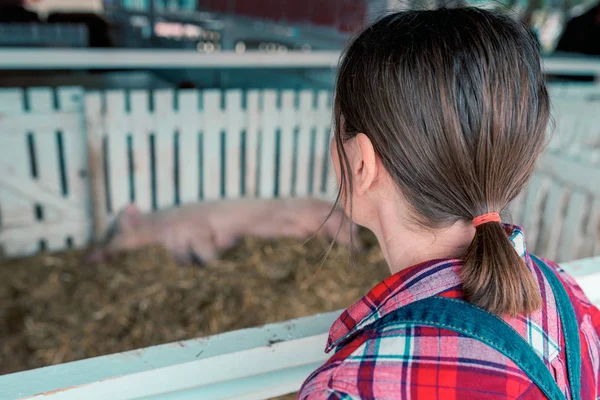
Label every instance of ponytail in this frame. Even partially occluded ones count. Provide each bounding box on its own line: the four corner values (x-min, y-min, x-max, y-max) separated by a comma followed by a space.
461, 222, 542, 317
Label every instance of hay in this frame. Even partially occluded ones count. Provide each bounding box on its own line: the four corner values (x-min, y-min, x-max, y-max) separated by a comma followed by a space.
0, 228, 387, 390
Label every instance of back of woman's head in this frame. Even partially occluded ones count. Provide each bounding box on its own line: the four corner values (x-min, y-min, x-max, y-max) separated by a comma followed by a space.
335, 7, 550, 316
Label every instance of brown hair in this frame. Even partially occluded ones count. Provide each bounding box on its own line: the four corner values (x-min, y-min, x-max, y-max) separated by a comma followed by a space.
333, 7, 550, 316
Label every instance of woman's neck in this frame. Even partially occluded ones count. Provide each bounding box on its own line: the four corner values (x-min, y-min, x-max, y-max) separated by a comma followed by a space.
370, 202, 476, 275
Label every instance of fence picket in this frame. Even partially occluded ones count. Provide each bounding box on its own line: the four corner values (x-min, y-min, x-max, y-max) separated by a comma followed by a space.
28, 88, 62, 220
177, 90, 201, 205
105, 90, 130, 217
84, 92, 107, 241
278, 91, 296, 198
506, 189, 526, 226
130, 90, 153, 213
537, 180, 569, 261
551, 101, 578, 152
258, 91, 278, 199
592, 200, 600, 257
244, 91, 260, 198
0, 88, 24, 113
57, 86, 83, 112
0, 89, 38, 256
0, 89, 33, 227
312, 91, 330, 197
57, 87, 87, 203
27, 88, 66, 250
225, 90, 243, 199
154, 90, 176, 209
295, 91, 314, 197
324, 125, 337, 203
202, 90, 223, 200
580, 198, 600, 259
57, 87, 90, 248
556, 191, 587, 262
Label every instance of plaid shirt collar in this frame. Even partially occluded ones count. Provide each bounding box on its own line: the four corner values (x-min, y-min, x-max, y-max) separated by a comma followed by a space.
326, 224, 530, 353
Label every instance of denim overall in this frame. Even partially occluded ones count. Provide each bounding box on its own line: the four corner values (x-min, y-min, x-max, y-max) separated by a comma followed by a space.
371, 255, 581, 400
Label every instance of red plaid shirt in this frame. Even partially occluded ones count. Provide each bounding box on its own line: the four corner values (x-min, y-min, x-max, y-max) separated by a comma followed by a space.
298, 225, 600, 399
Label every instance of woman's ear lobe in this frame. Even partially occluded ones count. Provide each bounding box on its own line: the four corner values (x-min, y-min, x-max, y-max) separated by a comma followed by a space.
355, 133, 378, 195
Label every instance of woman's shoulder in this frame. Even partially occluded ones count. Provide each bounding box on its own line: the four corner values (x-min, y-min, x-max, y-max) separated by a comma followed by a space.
298, 323, 539, 399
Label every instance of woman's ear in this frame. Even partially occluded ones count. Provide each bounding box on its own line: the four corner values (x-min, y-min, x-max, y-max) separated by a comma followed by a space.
354, 133, 378, 196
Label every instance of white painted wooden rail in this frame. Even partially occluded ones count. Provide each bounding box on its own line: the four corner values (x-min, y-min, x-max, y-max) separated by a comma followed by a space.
0, 256, 598, 400
0, 49, 341, 70
0, 49, 598, 75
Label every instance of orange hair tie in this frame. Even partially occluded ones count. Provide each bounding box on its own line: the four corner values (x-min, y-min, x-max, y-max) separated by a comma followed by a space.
472, 212, 502, 228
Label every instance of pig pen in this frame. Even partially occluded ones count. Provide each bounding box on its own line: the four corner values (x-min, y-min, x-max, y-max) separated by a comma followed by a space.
0, 229, 387, 380
2, 82, 600, 399
0, 86, 376, 400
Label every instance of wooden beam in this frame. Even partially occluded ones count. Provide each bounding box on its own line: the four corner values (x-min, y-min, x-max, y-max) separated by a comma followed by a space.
0, 49, 341, 70
84, 92, 108, 242
0, 310, 338, 400
0, 49, 597, 76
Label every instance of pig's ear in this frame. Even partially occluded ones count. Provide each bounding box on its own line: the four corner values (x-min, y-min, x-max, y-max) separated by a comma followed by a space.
117, 203, 142, 231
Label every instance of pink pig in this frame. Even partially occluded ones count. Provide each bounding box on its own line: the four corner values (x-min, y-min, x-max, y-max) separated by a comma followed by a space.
85, 198, 361, 266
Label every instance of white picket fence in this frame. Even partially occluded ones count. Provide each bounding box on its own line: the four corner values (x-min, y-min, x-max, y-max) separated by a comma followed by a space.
0, 84, 599, 262
507, 85, 600, 262
0, 87, 91, 256
0, 87, 337, 257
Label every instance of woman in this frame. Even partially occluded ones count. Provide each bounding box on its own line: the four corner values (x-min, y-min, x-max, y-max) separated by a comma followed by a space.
299, 7, 600, 399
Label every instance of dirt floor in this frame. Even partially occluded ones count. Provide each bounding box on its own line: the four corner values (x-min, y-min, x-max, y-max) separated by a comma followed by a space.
0, 229, 388, 398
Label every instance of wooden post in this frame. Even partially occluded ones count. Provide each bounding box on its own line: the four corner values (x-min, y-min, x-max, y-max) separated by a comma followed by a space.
85, 92, 108, 243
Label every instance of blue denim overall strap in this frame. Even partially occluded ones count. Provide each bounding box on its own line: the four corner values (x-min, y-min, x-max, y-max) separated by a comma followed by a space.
531, 254, 581, 400
368, 257, 581, 400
